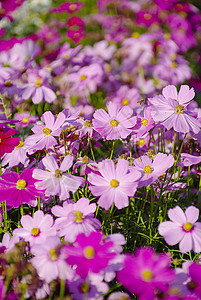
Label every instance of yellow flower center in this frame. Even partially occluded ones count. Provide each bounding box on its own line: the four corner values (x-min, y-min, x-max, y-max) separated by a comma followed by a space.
110, 179, 119, 187
122, 98, 129, 106
84, 120, 91, 128
49, 248, 58, 261
75, 211, 84, 223
80, 74, 87, 80
69, 4, 77, 11
141, 119, 148, 126
170, 54, 176, 60
171, 62, 177, 68
16, 179, 27, 190
143, 166, 153, 174
183, 222, 193, 231
42, 127, 51, 135
80, 283, 90, 293
120, 297, 130, 300
84, 246, 95, 259
144, 13, 152, 20
0, 138, 1, 143
164, 33, 171, 39
82, 155, 90, 164
31, 227, 40, 236
16, 141, 24, 148
55, 169, 62, 178
141, 269, 153, 282
137, 139, 145, 146
132, 32, 140, 38
35, 77, 42, 87
22, 118, 29, 123
110, 119, 119, 127
73, 32, 80, 39
175, 104, 184, 114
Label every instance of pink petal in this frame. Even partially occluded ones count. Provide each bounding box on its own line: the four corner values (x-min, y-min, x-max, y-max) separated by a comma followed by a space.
177, 85, 195, 105
168, 206, 186, 224
41, 111, 55, 129
158, 221, 184, 245
162, 85, 178, 101
185, 206, 199, 224
42, 155, 58, 173
60, 155, 73, 172
179, 233, 193, 253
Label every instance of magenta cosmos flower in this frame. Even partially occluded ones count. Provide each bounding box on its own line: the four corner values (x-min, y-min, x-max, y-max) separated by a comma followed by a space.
65, 231, 116, 279
88, 158, 141, 210
33, 154, 84, 200
31, 236, 74, 283
13, 210, 56, 246
149, 85, 201, 134
117, 247, 175, 300
52, 197, 101, 242
92, 102, 138, 140
0, 169, 44, 208
25, 111, 65, 153
158, 206, 201, 253
0, 126, 19, 157
133, 153, 174, 188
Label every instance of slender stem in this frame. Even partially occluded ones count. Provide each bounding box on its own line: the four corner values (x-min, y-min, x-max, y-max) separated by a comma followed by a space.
110, 140, 115, 159
89, 139, 96, 162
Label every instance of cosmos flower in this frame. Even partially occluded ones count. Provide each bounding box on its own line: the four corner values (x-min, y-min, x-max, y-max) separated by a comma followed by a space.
158, 206, 201, 253
117, 247, 175, 300
52, 197, 101, 243
0, 169, 44, 208
65, 231, 116, 279
0, 126, 19, 157
92, 102, 138, 140
149, 85, 201, 134
33, 154, 84, 200
13, 210, 56, 246
88, 158, 141, 210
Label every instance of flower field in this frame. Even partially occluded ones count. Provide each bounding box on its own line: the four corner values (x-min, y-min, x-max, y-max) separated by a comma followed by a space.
0, 0, 201, 299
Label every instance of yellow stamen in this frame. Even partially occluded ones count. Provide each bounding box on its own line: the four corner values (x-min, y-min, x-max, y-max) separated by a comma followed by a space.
16, 179, 27, 190
141, 119, 148, 126
35, 77, 42, 87
141, 269, 153, 282
122, 98, 129, 106
184, 222, 193, 231
175, 104, 184, 114
144, 13, 152, 20
132, 32, 140, 38
84, 246, 95, 259
80, 74, 87, 80
110, 179, 119, 188
75, 211, 84, 223
82, 155, 90, 164
42, 127, 51, 135
31, 227, 40, 236
16, 141, 24, 148
49, 248, 58, 261
22, 118, 29, 123
55, 169, 62, 178
171, 62, 177, 68
80, 283, 90, 293
110, 119, 119, 127
143, 166, 153, 174
69, 4, 77, 11
164, 33, 171, 39
84, 120, 91, 128
0, 138, 1, 143
137, 139, 145, 146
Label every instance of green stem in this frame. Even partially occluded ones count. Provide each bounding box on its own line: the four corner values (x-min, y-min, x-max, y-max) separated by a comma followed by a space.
110, 140, 115, 159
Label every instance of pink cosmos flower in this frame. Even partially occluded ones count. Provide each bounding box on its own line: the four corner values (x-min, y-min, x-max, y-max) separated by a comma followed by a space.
0, 169, 44, 208
177, 153, 201, 167
25, 111, 65, 153
33, 155, 84, 200
117, 247, 175, 300
111, 85, 141, 110
22, 70, 56, 104
15, 112, 38, 128
88, 159, 141, 210
0, 126, 19, 157
149, 85, 201, 134
31, 236, 74, 283
13, 210, 56, 246
92, 102, 138, 140
52, 197, 101, 243
107, 292, 131, 300
158, 206, 201, 253
136, 107, 155, 138
0, 232, 20, 253
65, 231, 116, 279
133, 153, 174, 188
51, 2, 83, 14
2, 140, 29, 168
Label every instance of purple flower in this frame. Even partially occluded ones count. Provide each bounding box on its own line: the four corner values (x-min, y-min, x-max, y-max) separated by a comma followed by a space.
149, 85, 201, 134
13, 210, 56, 246
117, 247, 175, 300
133, 153, 174, 188
0, 169, 44, 208
88, 159, 141, 210
25, 111, 65, 153
33, 155, 84, 200
92, 102, 138, 140
65, 231, 116, 279
52, 197, 101, 242
31, 236, 74, 283
158, 206, 201, 253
